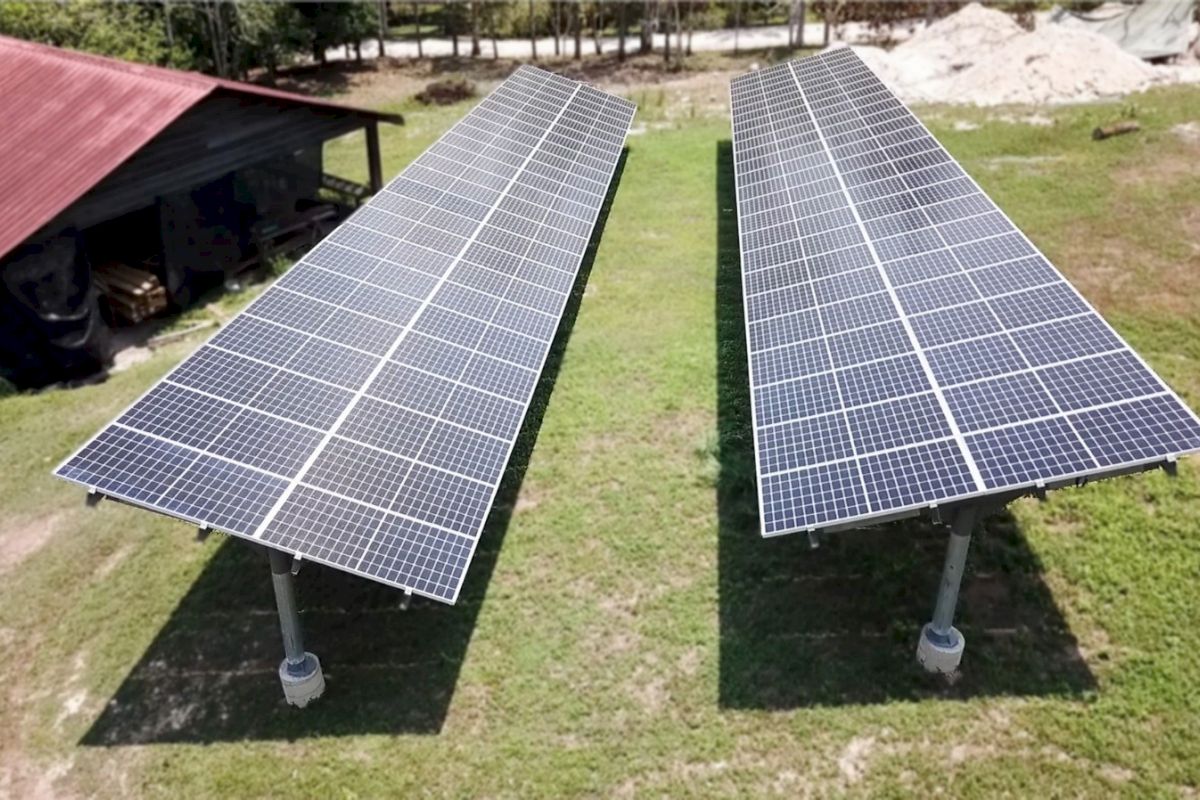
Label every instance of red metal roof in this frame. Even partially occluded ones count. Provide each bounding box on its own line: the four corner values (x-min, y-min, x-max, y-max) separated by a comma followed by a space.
0, 36, 395, 261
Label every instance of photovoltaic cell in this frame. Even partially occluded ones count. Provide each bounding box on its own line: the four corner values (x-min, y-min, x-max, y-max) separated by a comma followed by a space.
731, 48, 1200, 537
56, 66, 635, 603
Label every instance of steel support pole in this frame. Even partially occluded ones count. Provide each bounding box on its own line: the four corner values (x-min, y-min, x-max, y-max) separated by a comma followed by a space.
268, 548, 325, 706
916, 505, 978, 673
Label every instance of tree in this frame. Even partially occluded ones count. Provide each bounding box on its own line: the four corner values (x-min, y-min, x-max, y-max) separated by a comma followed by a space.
293, 3, 375, 68
478, 0, 509, 59
0, 0, 176, 66
441, 1, 466, 56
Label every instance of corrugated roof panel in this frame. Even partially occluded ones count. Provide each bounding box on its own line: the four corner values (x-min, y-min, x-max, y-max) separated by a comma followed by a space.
0, 36, 396, 261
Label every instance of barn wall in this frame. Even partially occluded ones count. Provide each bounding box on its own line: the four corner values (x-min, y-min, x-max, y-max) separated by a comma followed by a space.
54, 92, 365, 232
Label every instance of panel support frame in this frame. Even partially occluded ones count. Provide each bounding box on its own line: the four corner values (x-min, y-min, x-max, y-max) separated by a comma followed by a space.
916, 505, 977, 674
268, 547, 325, 707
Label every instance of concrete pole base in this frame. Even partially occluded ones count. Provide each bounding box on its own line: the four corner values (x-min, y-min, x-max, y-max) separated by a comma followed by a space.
916, 623, 965, 674
279, 652, 325, 708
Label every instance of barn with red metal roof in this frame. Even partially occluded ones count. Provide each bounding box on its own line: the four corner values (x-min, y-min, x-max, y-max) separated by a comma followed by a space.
0, 36, 401, 386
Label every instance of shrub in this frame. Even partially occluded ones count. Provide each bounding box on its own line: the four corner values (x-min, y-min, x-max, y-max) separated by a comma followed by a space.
414, 77, 477, 106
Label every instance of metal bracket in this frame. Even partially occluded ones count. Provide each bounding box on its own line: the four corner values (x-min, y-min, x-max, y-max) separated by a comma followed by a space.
196, 524, 212, 542
291, 553, 303, 576
1164, 456, 1178, 477
399, 587, 414, 611
1033, 480, 1047, 502
85, 489, 104, 508
806, 529, 820, 550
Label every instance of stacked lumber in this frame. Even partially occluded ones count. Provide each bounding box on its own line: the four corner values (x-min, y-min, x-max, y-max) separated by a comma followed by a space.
93, 261, 168, 323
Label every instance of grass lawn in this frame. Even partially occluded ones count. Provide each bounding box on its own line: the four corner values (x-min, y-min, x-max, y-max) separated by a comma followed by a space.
1, 75, 1199, 797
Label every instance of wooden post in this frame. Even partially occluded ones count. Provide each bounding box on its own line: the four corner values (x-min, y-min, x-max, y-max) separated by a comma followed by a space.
366, 122, 383, 194
1092, 120, 1140, 140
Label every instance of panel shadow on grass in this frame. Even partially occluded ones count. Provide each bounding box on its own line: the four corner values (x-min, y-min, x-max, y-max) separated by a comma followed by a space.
82, 151, 629, 745
714, 140, 1095, 709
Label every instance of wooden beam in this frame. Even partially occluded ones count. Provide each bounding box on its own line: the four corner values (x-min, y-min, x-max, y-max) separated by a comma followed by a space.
366, 121, 383, 193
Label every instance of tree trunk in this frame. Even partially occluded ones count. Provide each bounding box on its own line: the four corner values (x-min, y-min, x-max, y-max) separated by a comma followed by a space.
415, 1, 424, 58
377, 0, 387, 58
674, 0, 682, 59
531, 0, 539, 60
163, 0, 174, 51
553, 1, 561, 55
470, 1, 480, 57
788, 0, 795, 48
733, 0, 740, 55
685, 1, 692, 56
207, 2, 229, 77
823, 8, 831, 47
592, 3, 603, 55
618, 0, 627, 61
640, 0, 652, 53
490, 2, 499, 59
662, 1, 670, 62
798, 1, 806, 49
573, 2, 581, 59
354, 40, 362, 64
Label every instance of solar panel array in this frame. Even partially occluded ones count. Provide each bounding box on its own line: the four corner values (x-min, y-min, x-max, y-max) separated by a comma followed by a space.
56, 66, 635, 603
730, 48, 1200, 537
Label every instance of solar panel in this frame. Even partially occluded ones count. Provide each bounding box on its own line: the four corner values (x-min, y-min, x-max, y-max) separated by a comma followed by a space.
56, 66, 636, 603
730, 48, 1200, 537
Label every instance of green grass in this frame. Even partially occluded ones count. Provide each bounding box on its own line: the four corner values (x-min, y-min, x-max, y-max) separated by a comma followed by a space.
2, 83, 1200, 797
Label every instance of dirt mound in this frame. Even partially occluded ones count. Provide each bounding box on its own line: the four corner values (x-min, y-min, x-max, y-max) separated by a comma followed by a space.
889, 2, 1024, 85
833, 1, 1182, 105
414, 77, 477, 106
946, 25, 1162, 106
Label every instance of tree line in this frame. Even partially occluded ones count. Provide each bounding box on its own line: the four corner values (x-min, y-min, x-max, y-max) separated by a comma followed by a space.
0, 1, 980, 79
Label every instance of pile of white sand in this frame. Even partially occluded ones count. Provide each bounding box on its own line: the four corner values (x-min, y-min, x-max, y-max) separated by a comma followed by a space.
945, 26, 1162, 105
837, 2, 1195, 106
889, 2, 1023, 86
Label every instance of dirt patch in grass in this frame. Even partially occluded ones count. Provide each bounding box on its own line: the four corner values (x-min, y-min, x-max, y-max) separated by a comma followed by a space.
979, 154, 1067, 171
0, 753, 78, 800
1056, 141, 1200, 319
0, 513, 64, 574
1172, 121, 1200, 143
268, 51, 745, 119
92, 544, 134, 581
